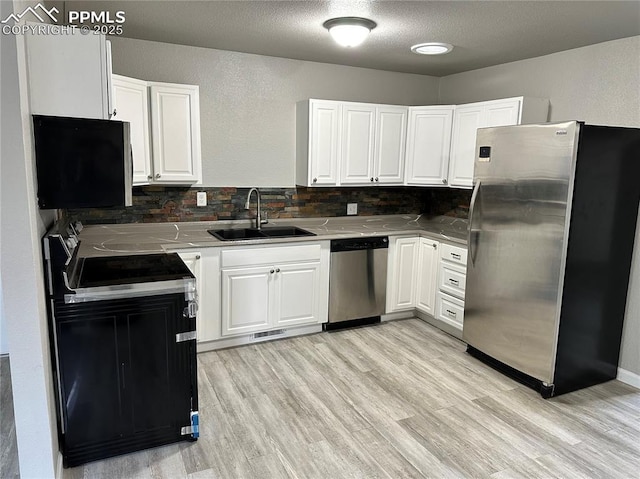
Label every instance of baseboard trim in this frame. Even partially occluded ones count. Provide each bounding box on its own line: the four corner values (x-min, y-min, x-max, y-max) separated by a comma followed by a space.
617, 367, 640, 389
196, 324, 323, 352
415, 310, 463, 340
56, 451, 63, 479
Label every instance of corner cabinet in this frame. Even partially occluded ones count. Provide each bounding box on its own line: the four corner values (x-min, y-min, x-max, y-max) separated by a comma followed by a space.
25, 28, 113, 119
297, 99, 407, 187
448, 97, 549, 188
112, 75, 202, 185
404, 107, 454, 186
219, 243, 330, 337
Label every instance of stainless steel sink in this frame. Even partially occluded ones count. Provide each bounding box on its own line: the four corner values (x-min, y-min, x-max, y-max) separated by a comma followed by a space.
208, 226, 315, 241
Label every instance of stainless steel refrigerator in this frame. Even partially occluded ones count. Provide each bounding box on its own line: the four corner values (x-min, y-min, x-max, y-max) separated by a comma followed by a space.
463, 121, 640, 397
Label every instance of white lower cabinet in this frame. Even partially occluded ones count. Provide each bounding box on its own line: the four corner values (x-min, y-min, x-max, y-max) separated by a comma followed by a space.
220, 243, 329, 337
387, 235, 468, 334
222, 266, 272, 335
435, 292, 465, 330
386, 237, 419, 312
416, 238, 439, 316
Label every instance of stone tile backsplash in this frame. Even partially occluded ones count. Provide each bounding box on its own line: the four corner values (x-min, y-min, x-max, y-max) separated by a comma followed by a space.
67, 186, 471, 224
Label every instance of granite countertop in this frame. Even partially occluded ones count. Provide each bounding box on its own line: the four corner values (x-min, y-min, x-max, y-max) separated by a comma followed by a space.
77, 214, 469, 258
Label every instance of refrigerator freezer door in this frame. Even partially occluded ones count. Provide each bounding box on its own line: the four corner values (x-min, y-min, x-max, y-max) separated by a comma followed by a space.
463, 121, 579, 383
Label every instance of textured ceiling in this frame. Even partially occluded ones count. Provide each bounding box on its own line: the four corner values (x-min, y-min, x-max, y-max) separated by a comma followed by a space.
55, 1, 640, 76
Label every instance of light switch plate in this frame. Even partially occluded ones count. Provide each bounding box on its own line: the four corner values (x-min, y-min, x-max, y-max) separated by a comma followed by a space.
196, 191, 207, 207
347, 203, 358, 215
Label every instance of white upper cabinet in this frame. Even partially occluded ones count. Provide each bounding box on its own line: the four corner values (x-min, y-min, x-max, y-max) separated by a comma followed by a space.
25, 29, 113, 119
297, 100, 341, 186
149, 83, 202, 184
297, 100, 407, 187
340, 103, 376, 185
404, 107, 454, 186
112, 75, 151, 184
113, 75, 202, 186
448, 104, 484, 188
374, 106, 407, 184
448, 97, 549, 188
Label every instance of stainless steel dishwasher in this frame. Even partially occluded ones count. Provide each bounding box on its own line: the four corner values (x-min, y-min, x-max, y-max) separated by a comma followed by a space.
326, 236, 388, 330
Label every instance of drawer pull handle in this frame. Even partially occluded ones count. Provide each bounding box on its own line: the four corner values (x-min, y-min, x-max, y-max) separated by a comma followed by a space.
446, 309, 457, 317
448, 278, 459, 285
451, 253, 461, 259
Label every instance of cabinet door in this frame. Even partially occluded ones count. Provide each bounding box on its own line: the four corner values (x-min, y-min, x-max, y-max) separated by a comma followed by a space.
309, 100, 340, 185
57, 313, 125, 447
221, 266, 272, 336
386, 237, 419, 312
405, 107, 454, 186
374, 106, 407, 185
484, 98, 521, 127
124, 295, 193, 436
25, 29, 112, 119
416, 239, 439, 315
149, 84, 202, 184
274, 262, 322, 327
448, 104, 483, 188
112, 75, 152, 184
340, 104, 376, 185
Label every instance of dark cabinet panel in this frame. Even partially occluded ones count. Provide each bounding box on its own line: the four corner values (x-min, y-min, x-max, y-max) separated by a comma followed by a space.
58, 315, 124, 448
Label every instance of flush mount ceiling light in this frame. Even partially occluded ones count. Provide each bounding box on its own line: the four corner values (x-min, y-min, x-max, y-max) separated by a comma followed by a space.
411, 42, 454, 55
323, 17, 377, 48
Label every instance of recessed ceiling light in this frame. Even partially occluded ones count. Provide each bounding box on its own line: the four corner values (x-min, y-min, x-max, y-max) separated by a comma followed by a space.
411, 42, 454, 55
323, 17, 377, 48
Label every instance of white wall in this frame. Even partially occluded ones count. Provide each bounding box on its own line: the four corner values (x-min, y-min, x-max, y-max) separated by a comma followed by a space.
439, 36, 640, 376
109, 37, 441, 188
1, 0, 59, 476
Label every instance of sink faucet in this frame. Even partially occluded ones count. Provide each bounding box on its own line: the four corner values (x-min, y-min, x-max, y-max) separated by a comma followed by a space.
245, 187, 268, 229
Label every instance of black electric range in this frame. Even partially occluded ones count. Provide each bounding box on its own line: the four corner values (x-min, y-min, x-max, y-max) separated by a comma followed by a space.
43, 221, 199, 467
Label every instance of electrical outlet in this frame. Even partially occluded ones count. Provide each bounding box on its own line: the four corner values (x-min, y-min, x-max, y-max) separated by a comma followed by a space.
347, 203, 358, 215
196, 191, 207, 207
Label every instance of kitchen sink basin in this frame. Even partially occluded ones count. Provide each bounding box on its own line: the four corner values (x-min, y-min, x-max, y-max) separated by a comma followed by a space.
207, 228, 266, 241
259, 227, 316, 238
208, 226, 316, 241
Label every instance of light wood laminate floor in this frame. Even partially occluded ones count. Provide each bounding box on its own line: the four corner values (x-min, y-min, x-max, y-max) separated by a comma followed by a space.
55, 318, 640, 478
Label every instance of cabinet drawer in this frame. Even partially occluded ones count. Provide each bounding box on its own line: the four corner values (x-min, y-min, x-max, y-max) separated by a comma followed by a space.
436, 292, 464, 330
439, 262, 466, 300
440, 243, 468, 266
221, 243, 322, 268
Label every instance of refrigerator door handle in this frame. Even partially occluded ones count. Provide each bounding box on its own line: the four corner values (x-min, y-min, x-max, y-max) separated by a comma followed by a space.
468, 180, 481, 267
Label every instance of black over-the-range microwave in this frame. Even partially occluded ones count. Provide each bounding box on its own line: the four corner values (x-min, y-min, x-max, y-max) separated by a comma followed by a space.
33, 115, 133, 209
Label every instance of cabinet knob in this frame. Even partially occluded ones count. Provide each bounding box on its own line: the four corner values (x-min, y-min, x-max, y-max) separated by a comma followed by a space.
275, 268, 280, 273
195, 255, 201, 260
442, 178, 447, 184
147, 175, 153, 180
112, 109, 117, 117
155, 173, 161, 179
313, 178, 318, 183
432, 243, 437, 249
370, 177, 374, 182
375, 177, 379, 182
270, 269, 275, 274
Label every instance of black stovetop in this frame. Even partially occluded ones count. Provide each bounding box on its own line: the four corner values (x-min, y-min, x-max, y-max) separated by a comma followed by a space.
77, 253, 193, 288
